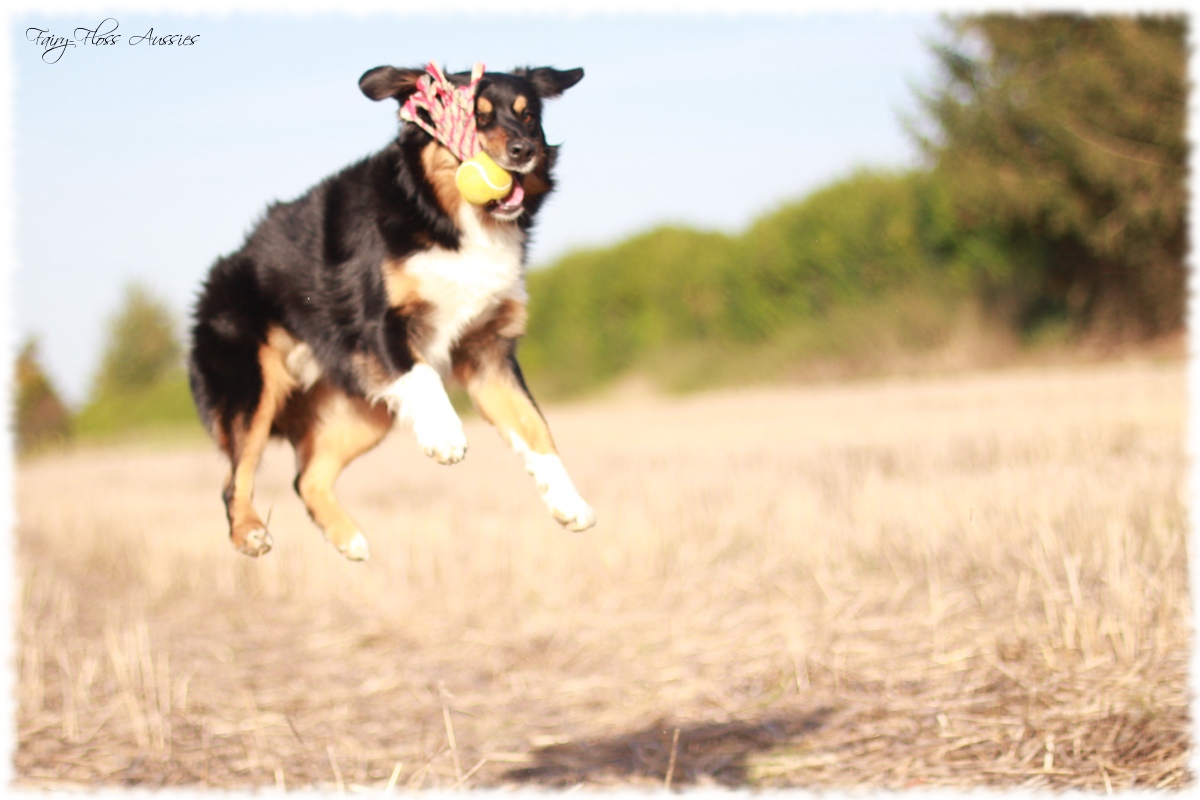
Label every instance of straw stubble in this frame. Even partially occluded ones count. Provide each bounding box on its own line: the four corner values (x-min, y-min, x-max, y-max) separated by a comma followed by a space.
14, 359, 1190, 790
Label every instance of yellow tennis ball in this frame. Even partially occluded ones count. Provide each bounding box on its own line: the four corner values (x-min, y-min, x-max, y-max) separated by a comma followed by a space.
455, 152, 513, 205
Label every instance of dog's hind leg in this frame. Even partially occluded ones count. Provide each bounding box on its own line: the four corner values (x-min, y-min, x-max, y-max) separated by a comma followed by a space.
289, 382, 393, 561
220, 334, 298, 557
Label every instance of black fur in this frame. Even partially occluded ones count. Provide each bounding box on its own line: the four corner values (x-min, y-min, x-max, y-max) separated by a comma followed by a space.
188, 65, 583, 442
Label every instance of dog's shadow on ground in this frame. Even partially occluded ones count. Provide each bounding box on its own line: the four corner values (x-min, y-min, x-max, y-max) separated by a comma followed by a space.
503, 708, 834, 788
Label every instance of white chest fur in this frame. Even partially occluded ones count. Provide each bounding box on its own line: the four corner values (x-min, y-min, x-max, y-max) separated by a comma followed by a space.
405, 206, 527, 374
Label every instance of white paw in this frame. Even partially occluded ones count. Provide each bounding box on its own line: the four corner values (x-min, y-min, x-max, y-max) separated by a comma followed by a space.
338, 532, 370, 562
517, 447, 595, 531
376, 364, 468, 465
413, 413, 468, 464
544, 487, 596, 531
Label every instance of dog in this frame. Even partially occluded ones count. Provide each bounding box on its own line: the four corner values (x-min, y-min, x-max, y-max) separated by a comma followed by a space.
188, 63, 593, 562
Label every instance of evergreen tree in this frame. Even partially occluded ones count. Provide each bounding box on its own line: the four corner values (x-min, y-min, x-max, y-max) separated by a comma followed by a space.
915, 14, 1187, 338
15, 338, 71, 452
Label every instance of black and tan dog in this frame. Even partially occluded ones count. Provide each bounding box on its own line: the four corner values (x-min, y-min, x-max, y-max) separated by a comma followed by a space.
188, 64, 593, 561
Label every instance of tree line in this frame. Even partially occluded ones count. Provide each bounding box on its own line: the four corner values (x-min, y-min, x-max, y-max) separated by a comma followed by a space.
15, 14, 1186, 449
519, 13, 1186, 395
16, 283, 195, 452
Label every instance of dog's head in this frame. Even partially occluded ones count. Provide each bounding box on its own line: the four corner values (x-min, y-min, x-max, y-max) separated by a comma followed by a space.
360, 65, 583, 221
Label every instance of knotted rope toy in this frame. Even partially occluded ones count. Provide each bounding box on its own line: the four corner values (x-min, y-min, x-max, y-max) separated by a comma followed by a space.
399, 61, 520, 208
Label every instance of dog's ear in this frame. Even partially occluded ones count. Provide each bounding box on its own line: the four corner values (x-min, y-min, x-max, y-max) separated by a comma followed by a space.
522, 67, 584, 99
359, 66, 425, 102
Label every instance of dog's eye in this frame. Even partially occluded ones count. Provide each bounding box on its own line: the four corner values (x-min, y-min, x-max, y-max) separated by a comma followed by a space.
476, 112, 493, 127
520, 110, 535, 124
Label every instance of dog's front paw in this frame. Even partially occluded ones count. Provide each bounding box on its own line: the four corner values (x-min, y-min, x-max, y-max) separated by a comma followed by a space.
380, 364, 469, 465
544, 487, 596, 531
413, 412, 468, 465
525, 453, 595, 531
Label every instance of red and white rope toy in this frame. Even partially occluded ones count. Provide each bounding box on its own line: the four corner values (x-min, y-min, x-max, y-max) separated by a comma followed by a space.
399, 61, 485, 161
398, 61, 518, 208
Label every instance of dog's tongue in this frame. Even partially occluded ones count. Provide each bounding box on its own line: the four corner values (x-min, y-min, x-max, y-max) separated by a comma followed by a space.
497, 177, 524, 212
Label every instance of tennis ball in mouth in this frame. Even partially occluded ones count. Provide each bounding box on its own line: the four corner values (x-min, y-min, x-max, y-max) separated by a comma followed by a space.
455, 151, 514, 205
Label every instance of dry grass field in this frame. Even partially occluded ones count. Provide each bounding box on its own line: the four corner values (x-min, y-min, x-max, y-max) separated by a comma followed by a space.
14, 358, 1191, 791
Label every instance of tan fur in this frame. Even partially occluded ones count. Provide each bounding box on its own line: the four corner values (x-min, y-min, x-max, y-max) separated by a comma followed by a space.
379, 259, 434, 361
478, 127, 510, 164
451, 300, 528, 376
476, 96, 493, 114
512, 95, 528, 114
469, 370, 556, 455
267, 326, 322, 389
291, 383, 392, 555
350, 351, 393, 395
266, 325, 302, 357
382, 259, 420, 307
523, 170, 552, 199
225, 327, 301, 555
420, 141, 463, 218
452, 301, 555, 455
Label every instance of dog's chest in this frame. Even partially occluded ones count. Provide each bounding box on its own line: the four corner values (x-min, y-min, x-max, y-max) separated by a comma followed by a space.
405, 212, 526, 372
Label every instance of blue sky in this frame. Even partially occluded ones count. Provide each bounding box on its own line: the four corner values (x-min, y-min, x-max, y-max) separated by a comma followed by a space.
11, 12, 941, 405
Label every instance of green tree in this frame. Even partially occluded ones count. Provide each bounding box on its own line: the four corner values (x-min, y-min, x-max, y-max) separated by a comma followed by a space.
74, 283, 198, 440
15, 338, 71, 452
93, 282, 182, 396
915, 14, 1188, 338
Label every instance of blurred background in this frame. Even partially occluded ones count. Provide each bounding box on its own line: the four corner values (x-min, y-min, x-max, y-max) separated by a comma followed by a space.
12, 12, 1187, 449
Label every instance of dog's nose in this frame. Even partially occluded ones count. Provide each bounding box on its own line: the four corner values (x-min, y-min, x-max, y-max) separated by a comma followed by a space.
507, 139, 533, 162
